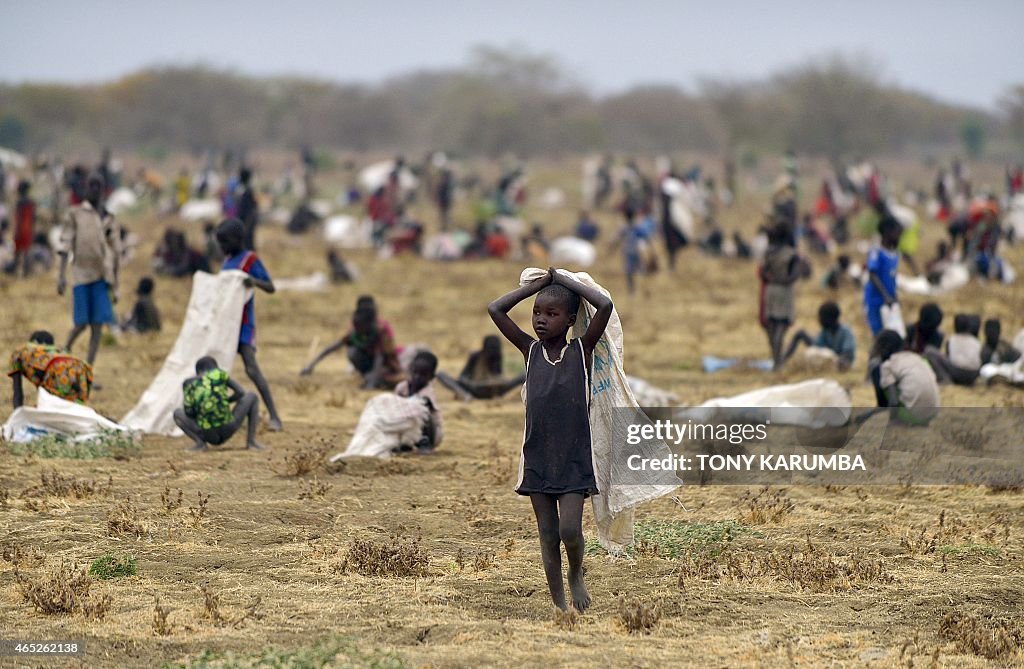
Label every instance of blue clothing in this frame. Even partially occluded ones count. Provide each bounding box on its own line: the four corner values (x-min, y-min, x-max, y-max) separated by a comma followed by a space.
620, 222, 652, 274
221, 251, 271, 347
815, 325, 856, 364
72, 280, 114, 326
863, 246, 899, 308
865, 304, 883, 337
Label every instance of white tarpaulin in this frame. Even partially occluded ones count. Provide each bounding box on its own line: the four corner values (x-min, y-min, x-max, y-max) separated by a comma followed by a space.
2, 388, 128, 443
519, 268, 679, 553
121, 271, 251, 436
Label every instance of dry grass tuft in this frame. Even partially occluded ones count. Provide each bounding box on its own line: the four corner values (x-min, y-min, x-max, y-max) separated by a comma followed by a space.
271, 441, 329, 477
2, 542, 46, 568
553, 607, 581, 631
15, 560, 111, 619
298, 476, 332, 500
340, 536, 430, 577
739, 487, 795, 524
152, 596, 173, 636
160, 485, 184, 514
199, 583, 226, 625
187, 491, 210, 528
939, 611, 1023, 660
21, 469, 113, 499
617, 597, 660, 634
106, 496, 148, 538
678, 539, 893, 593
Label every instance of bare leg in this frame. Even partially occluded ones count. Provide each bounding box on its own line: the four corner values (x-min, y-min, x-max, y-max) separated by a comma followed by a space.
530, 493, 568, 611
782, 330, 813, 364
435, 372, 473, 401
769, 322, 789, 370
173, 408, 207, 451
230, 392, 264, 449
65, 324, 88, 352
240, 344, 282, 430
86, 323, 103, 366
558, 493, 590, 612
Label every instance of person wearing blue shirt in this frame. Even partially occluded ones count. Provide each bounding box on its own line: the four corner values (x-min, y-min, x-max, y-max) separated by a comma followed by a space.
863, 216, 903, 336
784, 301, 856, 371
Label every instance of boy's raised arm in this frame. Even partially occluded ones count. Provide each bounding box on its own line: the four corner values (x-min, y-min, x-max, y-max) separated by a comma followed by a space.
552, 271, 613, 354
488, 272, 551, 357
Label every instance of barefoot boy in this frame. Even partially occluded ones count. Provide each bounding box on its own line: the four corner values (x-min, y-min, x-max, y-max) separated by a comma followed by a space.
174, 356, 264, 451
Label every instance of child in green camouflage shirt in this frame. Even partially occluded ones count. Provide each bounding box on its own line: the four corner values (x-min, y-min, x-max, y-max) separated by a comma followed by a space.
173, 356, 264, 451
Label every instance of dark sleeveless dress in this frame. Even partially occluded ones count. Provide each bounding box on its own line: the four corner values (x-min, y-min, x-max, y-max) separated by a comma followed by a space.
515, 338, 598, 497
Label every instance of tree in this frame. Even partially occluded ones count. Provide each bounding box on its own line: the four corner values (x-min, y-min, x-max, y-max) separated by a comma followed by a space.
0, 114, 27, 150
999, 84, 1024, 150
960, 117, 986, 159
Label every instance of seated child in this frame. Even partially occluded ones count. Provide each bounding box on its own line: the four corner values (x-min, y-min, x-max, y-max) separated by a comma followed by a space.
821, 255, 851, 290
393, 351, 443, 453
925, 241, 953, 285
121, 276, 162, 333
905, 303, 944, 354
782, 301, 856, 371
301, 299, 404, 389
173, 356, 263, 451
862, 330, 940, 426
436, 335, 527, 400
981, 318, 1021, 365
8, 330, 92, 408
924, 313, 982, 386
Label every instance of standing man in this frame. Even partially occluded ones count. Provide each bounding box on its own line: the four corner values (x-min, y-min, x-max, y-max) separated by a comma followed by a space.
57, 173, 120, 368
237, 167, 259, 251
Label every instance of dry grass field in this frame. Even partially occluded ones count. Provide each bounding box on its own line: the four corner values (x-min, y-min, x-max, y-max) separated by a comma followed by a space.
1, 158, 1022, 668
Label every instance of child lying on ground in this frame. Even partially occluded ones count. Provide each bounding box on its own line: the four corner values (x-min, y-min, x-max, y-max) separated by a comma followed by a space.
173, 356, 264, 452
782, 301, 856, 371
435, 335, 526, 400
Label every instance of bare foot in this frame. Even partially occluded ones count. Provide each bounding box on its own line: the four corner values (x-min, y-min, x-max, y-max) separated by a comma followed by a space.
246, 441, 266, 451
266, 418, 283, 432
568, 568, 591, 612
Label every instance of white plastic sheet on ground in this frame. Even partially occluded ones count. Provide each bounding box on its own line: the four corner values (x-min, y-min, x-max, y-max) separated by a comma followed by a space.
549, 237, 597, 268
686, 379, 852, 428
275, 272, 329, 292
179, 199, 222, 222
2, 388, 129, 443
323, 215, 373, 249
519, 268, 679, 553
898, 264, 970, 295
121, 271, 251, 436
329, 394, 429, 461
626, 376, 678, 406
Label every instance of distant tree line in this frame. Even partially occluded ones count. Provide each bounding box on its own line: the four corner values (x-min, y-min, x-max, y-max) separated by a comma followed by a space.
0, 46, 1019, 161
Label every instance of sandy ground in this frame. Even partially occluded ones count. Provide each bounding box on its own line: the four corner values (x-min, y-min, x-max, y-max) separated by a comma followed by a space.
1, 160, 1022, 668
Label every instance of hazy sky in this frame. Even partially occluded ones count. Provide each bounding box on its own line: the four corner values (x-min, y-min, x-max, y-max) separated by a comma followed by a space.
4, 0, 1020, 109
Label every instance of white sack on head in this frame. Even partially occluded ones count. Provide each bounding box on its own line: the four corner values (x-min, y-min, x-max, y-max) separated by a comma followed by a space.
3, 388, 129, 443
122, 271, 251, 436
519, 268, 679, 553
329, 394, 429, 460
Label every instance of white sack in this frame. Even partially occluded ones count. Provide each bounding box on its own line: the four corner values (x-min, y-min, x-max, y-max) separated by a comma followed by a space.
549, 237, 597, 268
3, 388, 129, 443
179, 199, 222, 222
519, 268, 679, 553
323, 215, 373, 249
121, 271, 251, 436
329, 393, 429, 460
275, 272, 328, 292
105, 187, 138, 215
898, 263, 970, 295
692, 379, 852, 428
